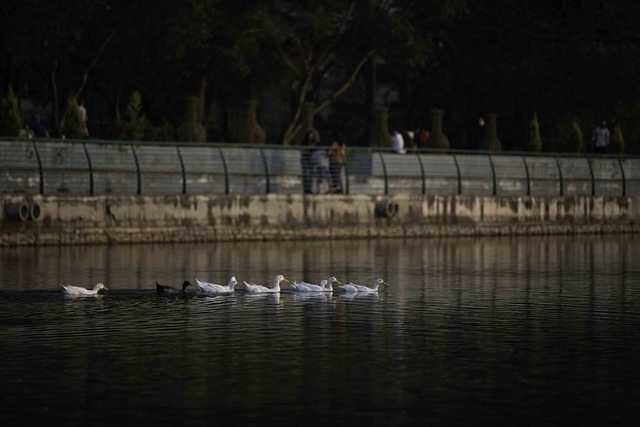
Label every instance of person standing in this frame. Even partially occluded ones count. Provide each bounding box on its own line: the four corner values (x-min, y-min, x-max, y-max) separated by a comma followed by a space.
329, 134, 346, 194
592, 120, 610, 154
28, 114, 49, 138
78, 99, 89, 137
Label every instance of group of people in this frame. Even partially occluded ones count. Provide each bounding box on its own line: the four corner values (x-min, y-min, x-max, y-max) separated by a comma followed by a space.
301, 130, 346, 194
22, 99, 89, 140
391, 128, 430, 154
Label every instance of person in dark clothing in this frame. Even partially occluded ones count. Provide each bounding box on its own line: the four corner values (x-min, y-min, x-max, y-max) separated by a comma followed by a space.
28, 114, 49, 138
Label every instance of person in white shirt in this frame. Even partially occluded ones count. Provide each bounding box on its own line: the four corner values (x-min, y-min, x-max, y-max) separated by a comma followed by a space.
592, 120, 609, 154
391, 130, 406, 154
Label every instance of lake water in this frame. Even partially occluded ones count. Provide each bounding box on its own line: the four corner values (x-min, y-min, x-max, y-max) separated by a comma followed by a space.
1, 236, 639, 426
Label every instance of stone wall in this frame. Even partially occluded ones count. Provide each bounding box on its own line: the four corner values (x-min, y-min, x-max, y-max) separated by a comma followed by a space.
1, 193, 639, 246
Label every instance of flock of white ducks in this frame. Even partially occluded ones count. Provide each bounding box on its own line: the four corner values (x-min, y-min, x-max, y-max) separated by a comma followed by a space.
61, 276, 388, 296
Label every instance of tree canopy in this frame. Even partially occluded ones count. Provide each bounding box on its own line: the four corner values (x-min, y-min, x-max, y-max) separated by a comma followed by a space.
2, 0, 640, 153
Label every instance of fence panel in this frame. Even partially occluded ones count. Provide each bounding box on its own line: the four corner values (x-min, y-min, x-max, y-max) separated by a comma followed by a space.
421, 154, 459, 195
37, 141, 90, 194
525, 156, 560, 196
492, 155, 528, 196
591, 158, 624, 196
220, 147, 268, 194
135, 145, 183, 195
180, 146, 226, 194
346, 152, 376, 195
381, 153, 424, 195
455, 154, 494, 195
0, 141, 40, 193
558, 157, 592, 196
620, 158, 640, 196
85, 143, 138, 195
264, 149, 303, 194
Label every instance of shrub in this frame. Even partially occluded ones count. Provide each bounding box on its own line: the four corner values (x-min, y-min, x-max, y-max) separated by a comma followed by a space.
120, 91, 147, 141
61, 97, 84, 139
1, 86, 23, 137
611, 124, 625, 154
527, 112, 542, 152
567, 121, 584, 153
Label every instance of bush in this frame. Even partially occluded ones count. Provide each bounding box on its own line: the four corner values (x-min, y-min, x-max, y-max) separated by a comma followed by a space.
611, 125, 625, 154
146, 121, 176, 142
567, 121, 584, 153
119, 91, 147, 141
1, 86, 23, 137
61, 97, 84, 139
527, 112, 542, 152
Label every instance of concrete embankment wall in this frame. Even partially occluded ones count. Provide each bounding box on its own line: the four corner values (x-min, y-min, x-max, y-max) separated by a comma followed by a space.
1, 193, 639, 246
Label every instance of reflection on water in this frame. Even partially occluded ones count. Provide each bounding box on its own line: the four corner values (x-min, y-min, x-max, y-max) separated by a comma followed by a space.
1, 236, 640, 426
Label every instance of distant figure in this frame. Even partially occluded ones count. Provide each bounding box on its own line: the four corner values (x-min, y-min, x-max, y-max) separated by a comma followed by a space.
391, 130, 406, 154
592, 120, 610, 154
402, 130, 415, 153
301, 130, 317, 194
28, 114, 49, 138
329, 134, 346, 194
414, 128, 430, 151
78, 99, 89, 137
311, 146, 330, 193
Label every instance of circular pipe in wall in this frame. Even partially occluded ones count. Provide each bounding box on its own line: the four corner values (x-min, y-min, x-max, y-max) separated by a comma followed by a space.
28, 202, 41, 221
5, 202, 30, 222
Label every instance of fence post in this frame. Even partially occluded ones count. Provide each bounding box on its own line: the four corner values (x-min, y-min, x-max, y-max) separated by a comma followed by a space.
218, 147, 229, 195
31, 140, 44, 195
554, 157, 564, 196
259, 148, 270, 194
488, 154, 496, 196
344, 155, 350, 195
82, 142, 94, 196
453, 154, 462, 195
131, 144, 141, 195
416, 153, 426, 194
176, 146, 186, 195
378, 152, 388, 195
522, 156, 531, 196
618, 158, 627, 197
587, 158, 595, 197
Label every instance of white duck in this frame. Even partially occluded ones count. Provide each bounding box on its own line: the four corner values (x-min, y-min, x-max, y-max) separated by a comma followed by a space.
243, 275, 288, 293
292, 276, 340, 292
339, 278, 388, 294
195, 277, 238, 294
61, 282, 108, 296
291, 279, 325, 292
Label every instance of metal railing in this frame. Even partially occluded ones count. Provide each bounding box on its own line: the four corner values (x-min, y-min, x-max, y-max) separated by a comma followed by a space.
2, 138, 639, 197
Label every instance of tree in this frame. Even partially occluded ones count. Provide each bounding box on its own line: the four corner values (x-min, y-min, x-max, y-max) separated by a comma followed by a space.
118, 91, 147, 141
60, 96, 84, 139
567, 121, 585, 153
528, 112, 542, 152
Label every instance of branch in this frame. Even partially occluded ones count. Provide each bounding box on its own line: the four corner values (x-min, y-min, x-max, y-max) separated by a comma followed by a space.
314, 48, 376, 113
72, 33, 114, 100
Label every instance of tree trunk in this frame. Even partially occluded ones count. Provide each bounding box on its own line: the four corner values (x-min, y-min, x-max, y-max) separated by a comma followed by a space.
480, 113, 501, 151
178, 96, 206, 142
370, 107, 390, 147
228, 99, 265, 144
430, 109, 450, 150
